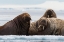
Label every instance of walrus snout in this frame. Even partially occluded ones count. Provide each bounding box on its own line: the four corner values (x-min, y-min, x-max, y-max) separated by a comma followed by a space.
38, 25, 45, 32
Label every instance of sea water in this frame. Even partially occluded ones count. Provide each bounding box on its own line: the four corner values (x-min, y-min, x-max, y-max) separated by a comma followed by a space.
0, 35, 63, 42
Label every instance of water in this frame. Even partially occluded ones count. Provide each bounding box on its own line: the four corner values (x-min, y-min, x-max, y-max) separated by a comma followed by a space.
0, 35, 63, 42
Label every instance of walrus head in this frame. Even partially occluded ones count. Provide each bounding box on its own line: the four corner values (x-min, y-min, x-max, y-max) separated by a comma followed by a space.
13, 13, 31, 35
37, 17, 48, 32
17, 13, 31, 27
47, 9, 53, 18
43, 9, 57, 18
37, 18, 55, 35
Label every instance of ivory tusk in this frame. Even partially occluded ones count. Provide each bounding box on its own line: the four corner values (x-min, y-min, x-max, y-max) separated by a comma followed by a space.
43, 26, 44, 30
38, 25, 41, 28
48, 15, 49, 18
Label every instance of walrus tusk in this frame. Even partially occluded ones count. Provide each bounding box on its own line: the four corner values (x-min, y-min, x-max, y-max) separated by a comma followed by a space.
48, 15, 49, 18
38, 25, 41, 28
43, 26, 44, 30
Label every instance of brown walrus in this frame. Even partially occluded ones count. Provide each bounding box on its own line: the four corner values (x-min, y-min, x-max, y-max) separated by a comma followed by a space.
37, 18, 64, 35
28, 21, 38, 35
0, 13, 31, 35
28, 9, 57, 35
41, 9, 57, 18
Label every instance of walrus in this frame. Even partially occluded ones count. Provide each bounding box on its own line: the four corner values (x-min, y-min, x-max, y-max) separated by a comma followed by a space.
0, 13, 31, 35
28, 21, 38, 35
28, 9, 57, 35
28, 17, 46, 35
37, 18, 64, 35
41, 9, 57, 18
28, 17, 48, 35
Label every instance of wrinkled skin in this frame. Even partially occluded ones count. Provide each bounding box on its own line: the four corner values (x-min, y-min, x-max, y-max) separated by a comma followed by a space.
0, 13, 31, 35
37, 18, 53, 35
28, 9, 57, 35
37, 18, 64, 35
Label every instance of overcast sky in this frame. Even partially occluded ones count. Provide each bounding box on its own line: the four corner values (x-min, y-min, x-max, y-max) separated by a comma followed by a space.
0, 0, 64, 10
0, 0, 64, 5
0, 0, 64, 26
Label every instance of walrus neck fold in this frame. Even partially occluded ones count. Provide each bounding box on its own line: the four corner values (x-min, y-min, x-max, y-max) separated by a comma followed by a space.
47, 18, 56, 35
13, 17, 26, 35
36, 21, 38, 28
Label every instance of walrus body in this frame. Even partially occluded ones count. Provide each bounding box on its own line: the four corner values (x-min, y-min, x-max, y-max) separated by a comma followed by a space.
37, 18, 64, 35
0, 13, 31, 35
29, 9, 57, 35
28, 22, 38, 35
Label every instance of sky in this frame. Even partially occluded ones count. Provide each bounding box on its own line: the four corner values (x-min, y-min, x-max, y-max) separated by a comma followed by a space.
0, 0, 64, 26
0, 0, 64, 10
0, 0, 63, 5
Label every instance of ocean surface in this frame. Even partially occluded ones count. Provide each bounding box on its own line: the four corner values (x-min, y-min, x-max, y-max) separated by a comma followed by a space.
0, 9, 64, 42
0, 35, 63, 42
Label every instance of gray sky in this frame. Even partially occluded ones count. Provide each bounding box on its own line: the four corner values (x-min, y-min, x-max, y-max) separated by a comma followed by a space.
0, 0, 64, 10
0, 0, 64, 5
